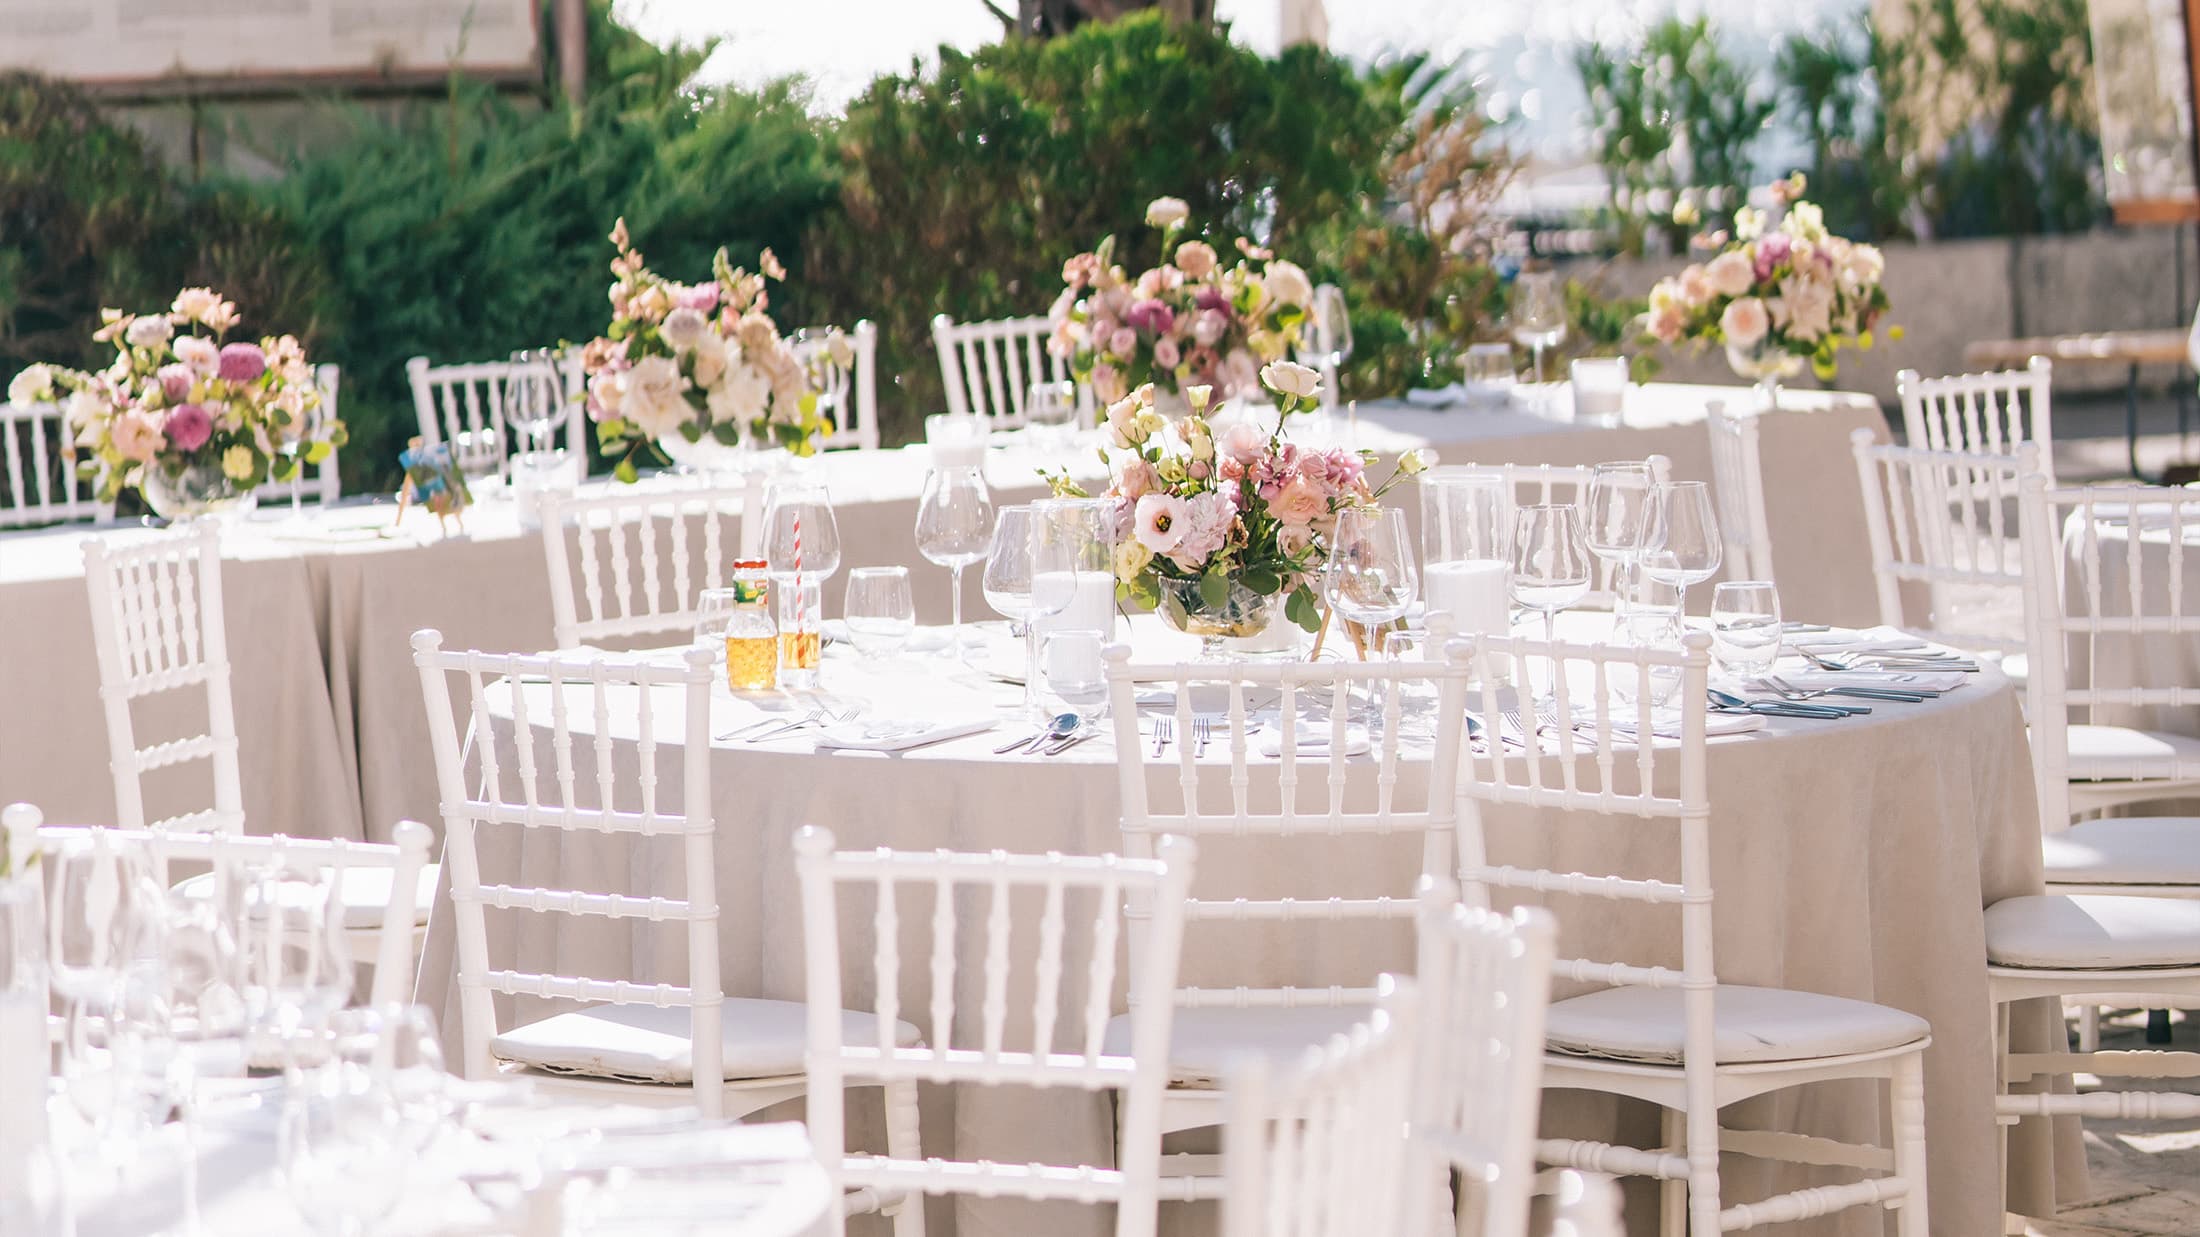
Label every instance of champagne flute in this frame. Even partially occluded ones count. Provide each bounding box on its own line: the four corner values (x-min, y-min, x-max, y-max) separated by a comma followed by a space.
1583, 461, 1656, 609
1641, 480, 1723, 615
1510, 504, 1592, 703
1508, 271, 1568, 385
915, 465, 995, 661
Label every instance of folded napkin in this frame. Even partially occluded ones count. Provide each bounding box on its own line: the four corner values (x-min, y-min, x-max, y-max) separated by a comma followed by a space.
1258, 722, 1372, 757
1776, 669, 1966, 693
1404, 384, 1467, 407
813, 714, 995, 752
1789, 633, 1931, 654
1603, 712, 1765, 741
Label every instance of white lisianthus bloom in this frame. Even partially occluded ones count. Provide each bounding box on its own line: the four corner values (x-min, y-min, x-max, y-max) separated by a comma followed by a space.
707, 362, 771, 428
125, 316, 174, 349
1145, 197, 1190, 230
1260, 359, 1322, 400
620, 355, 692, 438
65, 388, 105, 430
692, 337, 728, 389
1113, 538, 1154, 582
1784, 200, 1826, 240
1734, 205, 1766, 241
8, 363, 53, 405
660, 307, 709, 353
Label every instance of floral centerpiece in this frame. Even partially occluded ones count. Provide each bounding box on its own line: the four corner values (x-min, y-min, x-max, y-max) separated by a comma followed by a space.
1643, 174, 1896, 399
12, 287, 340, 520
579, 218, 831, 480
1047, 196, 1315, 409
1045, 359, 1425, 657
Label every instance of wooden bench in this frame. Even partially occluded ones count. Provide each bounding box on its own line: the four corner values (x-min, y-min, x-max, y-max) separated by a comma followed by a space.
1964, 329, 2193, 481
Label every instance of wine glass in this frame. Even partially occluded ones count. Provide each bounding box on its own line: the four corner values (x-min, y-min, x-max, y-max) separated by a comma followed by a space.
693, 587, 741, 659
1323, 506, 1419, 633
1508, 271, 1568, 385
1023, 382, 1077, 450
844, 567, 916, 658
1641, 481, 1723, 614
982, 505, 1038, 637
1510, 505, 1592, 701
506, 348, 573, 457
915, 465, 995, 661
1583, 462, 1656, 607
282, 1057, 412, 1237
283, 389, 327, 522
244, 866, 354, 1056
1313, 284, 1354, 375
794, 328, 846, 439
1711, 581, 1783, 680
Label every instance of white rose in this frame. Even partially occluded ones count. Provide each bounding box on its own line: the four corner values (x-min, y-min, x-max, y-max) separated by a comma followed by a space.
620, 355, 692, 438
1260, 359, 1322, 400
65, 388, 105, 429
1720, 297, 1771, 348
707, 362, 771, 428
1263, 260, 1314, 308
8, 363, 53, 405
1145, 197, 1190, 230
660, 307, 708, 353
174, 335, 220, 378
125, 316, 174, 349
1846, 244, 1885, 288
692, 337, 728, 389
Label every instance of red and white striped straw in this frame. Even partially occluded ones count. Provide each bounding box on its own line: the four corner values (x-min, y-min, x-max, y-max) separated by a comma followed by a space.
793, 506, 805, 640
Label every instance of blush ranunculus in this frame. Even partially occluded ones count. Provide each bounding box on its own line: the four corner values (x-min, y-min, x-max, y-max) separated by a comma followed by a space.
111, 410, 165, 463
163, 403, 213, 452
1268, 474, 1329, 526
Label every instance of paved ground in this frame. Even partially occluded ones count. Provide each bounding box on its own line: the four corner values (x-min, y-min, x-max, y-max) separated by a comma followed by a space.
2019, 1012, 2200, 1236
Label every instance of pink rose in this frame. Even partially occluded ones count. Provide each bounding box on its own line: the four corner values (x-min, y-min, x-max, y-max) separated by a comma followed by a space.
1187, 460, 1211, 480
164, 403, 213, 452
1706, 250, 1754, 298
1125, 299, 1175, 337
1109, 328, 1137, 359
1175, 241, 1217, 279
111, 410, 165, 463
1219, 420, 1267, 465
1720, 296, 1771, 348
1136, 269, 1164, 298
1062, 252, 1100, 289
216, 342, 266, 384
1268, 474, 1329, 526
1091, 364, 1127, 405
1154, 338, 1182, 369
1192, 286, 1228, 313
1678, 264, 1712, 305
1116, 457, 1160, 500
675, 282, 721, 313
1753, 234, 1792, 281
1648, 304, 1687, 344
156, 364, 192, 402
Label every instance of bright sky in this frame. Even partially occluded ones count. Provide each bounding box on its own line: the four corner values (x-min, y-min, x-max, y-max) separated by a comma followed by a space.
612, 0, 1855, 165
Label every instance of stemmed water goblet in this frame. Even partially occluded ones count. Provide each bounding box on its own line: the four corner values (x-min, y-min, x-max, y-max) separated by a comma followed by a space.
1640, 480, 1723, 616
1509, 271, 1568, 386
915, 463, 995, 662
1324, 507, 1418, 722
1510, 504, 1592, 704
762, 480, 841, 687
1583, 461, 1656, 611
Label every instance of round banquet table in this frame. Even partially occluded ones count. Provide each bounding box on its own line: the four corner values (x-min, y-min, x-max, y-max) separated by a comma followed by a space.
2061, 505, 2200, 740
0, 384, 1891, 855
68, 1099, 832, 1237
414, 610, 2071, 1237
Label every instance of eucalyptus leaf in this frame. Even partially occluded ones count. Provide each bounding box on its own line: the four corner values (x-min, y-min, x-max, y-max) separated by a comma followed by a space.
614, 456, 640, 484
1198, 570, 1228, 609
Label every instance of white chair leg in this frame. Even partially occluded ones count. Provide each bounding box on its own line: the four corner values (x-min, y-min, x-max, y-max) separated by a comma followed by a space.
1685, 1101, 1721, 1237
1890, 1052, 1930, 1237
2077, 1004, 2100, 1053
1660, 1106, 1686, 1237
883, 1079, 926, 1237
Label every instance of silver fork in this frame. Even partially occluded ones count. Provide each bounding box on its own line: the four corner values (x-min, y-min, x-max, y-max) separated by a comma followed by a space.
1151, 716, 1174, 757
740, 708, 824, 741
1193, 715, 1213, 757
716, 710, 815, 741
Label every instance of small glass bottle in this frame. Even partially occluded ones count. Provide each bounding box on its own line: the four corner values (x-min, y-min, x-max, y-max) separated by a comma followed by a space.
723, 561, 778, 693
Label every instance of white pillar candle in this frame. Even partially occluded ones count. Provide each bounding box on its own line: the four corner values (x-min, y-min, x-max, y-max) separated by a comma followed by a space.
1424, 558, 1511, 636
0, 990, 48, 1198
1031, 570, 1116, 634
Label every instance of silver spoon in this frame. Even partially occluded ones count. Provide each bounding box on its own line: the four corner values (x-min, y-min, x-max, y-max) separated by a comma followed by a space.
1001, 712, 1080, 755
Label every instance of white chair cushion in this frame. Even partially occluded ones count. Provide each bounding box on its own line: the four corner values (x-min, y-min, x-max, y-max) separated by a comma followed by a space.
492, 1000, 921, 1084
175, 862, 440, 930
2043, 818, 2200, 886
1985, 894, 2200, 970
1544, 984, 1928, 1066
1998, 651, 2028, 687
2066, 725, 2200, 782
1102, 1005, 1371, 1082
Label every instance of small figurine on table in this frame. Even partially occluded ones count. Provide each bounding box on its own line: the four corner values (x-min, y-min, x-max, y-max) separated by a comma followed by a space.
396, 436, 472, 535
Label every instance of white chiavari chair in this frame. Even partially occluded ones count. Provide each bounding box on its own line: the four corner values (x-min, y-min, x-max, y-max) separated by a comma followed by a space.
537, 481, 761, 650
0, 399, 112, 528
81, 523, 437, 965
1851, 429, 2037, 665
408, 354, 586, 481
261, 364, 345, 509
1898, 358, 2055, 486
1704, 401, 1774, 584
932, 313, 1092, 429
1412, 886, 1557, 1237
1431, 458, 1672, 606
796, 826, 1195, 1237
1221, 976, 1418, 1237
793, 320, 880, 452
9, 804, 433, 1011
1457, 630, 1931, 1237
1100, 645, 1473, 1199
414, 636, 921, 1130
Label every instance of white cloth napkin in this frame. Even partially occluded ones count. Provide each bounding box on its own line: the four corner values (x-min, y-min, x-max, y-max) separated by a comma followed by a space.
1787, 626, 1931, 653
812, 714, 996, 752
1776, 669, 1967, 693
1603, 712, 1766, 741
1403, 385, 1467, 407
1258, 723, 1372, 757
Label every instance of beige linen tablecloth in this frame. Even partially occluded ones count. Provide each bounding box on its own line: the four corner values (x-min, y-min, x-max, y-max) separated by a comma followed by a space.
414, 614, 2059, 1237
2060, 509, 2200, 738
0, 381, 1891, 848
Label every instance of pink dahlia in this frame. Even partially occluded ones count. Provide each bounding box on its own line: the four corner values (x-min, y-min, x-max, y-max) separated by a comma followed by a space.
217, 342, 267, 384
164, 403, 213, 452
